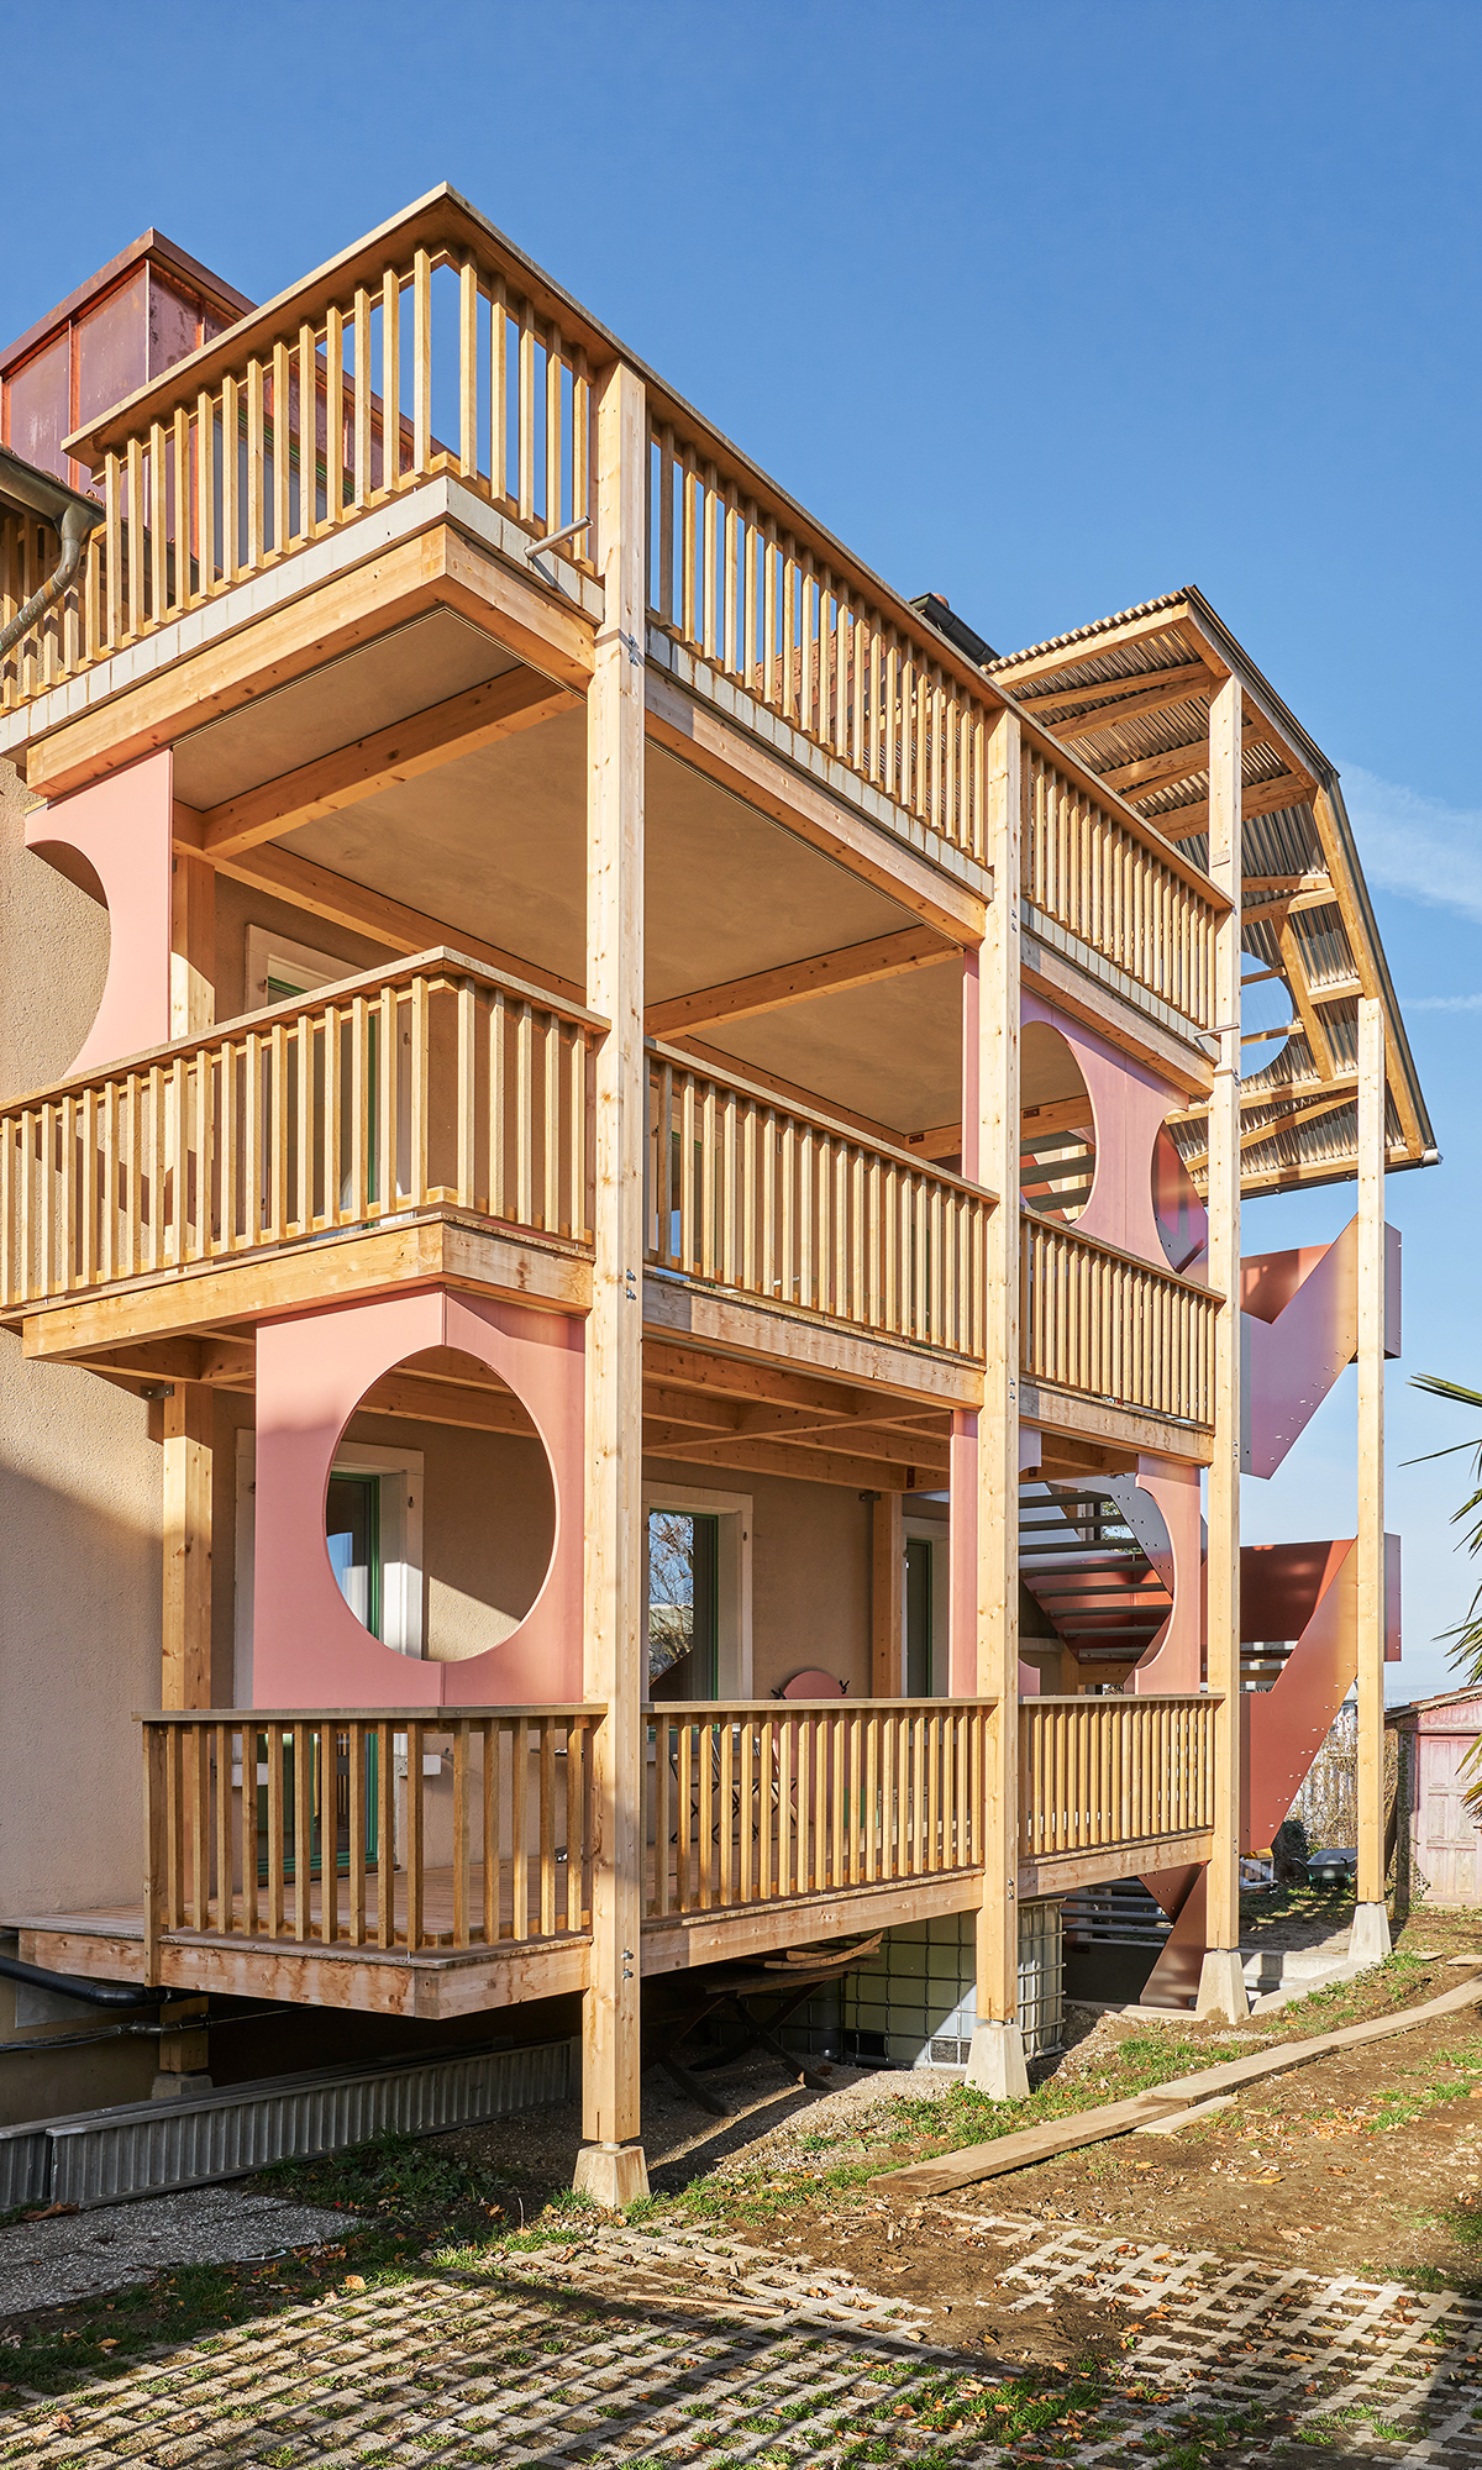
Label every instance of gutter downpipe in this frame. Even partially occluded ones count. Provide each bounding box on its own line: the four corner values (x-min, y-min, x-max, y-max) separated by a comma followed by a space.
0, 444, 105, 662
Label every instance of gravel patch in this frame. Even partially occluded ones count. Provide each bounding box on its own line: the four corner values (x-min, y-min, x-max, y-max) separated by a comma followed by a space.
0, 2185, 346, 2315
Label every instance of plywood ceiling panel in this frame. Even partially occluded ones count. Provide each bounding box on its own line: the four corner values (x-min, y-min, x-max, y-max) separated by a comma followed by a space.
172, 611, 518, 809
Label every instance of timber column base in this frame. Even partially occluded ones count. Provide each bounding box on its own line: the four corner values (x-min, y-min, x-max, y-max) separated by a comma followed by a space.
1194, 1949, 1248, 2024
965, 2018, 1029, 2101
152, 1995, 211, 2098
1349, 1902, 1393, 1966
574, 2141, 651, 2210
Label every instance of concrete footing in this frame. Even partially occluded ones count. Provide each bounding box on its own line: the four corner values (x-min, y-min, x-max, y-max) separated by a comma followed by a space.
573, 2141, 650, 2209
965, 2018, 1030, 2100
1348, 1902, 1393, 1967
1195, 1948, 1249, 2024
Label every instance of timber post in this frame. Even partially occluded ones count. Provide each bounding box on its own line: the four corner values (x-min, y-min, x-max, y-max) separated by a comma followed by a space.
1197, 672, 1248, 2024
964, 703, 1029, 2099
574, 355, 651, 2209
162, 1382, 213, 1710
1351, 993, 1393, 1961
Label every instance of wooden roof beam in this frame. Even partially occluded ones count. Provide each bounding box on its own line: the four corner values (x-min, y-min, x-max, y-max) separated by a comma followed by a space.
992, 604, 1218, 690
1021, 666, 1216, 737
192, 668, 579, 859
206, 839, 584, 1006
645, 926, 957, 1039
1157, 770, 1320, 840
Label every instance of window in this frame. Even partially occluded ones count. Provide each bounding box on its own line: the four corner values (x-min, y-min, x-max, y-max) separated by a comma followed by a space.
233, 1433, 424, 1702
244, 924, 353, 1012
905, 1535, 933, 1696
647, 1509, 719, 1701
903, 1516, 951, 1696
327, 1472, 381, 1636
641, 1482, 752, 1703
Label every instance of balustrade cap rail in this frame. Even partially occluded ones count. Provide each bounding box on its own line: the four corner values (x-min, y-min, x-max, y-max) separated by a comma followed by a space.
648, 1039, 995, 1203
4, 947, 608, 1117
645, 1697, 998, 1715
1023, 1693, 1221, 1708
1022, 1204, 1217, 1295
138, 1704, 605, 1725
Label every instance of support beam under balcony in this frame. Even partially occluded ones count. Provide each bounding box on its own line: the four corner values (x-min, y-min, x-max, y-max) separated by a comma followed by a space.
192, 668, 579, 858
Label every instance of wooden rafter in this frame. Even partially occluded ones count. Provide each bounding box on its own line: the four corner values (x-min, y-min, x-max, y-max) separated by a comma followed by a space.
1023, 661, 1214, 732
208, 840, 584, 1006
645, 926, 955, 1039
1155, 770, 1317, 840
192, 669, 579, 858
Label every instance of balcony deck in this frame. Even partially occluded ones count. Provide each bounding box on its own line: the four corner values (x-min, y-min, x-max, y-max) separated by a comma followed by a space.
6, 1697, 1216, 2016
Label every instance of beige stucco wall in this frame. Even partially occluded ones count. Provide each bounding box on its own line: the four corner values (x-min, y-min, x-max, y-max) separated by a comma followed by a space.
0, 765, 162, 1928
644, 1455, 872, 1698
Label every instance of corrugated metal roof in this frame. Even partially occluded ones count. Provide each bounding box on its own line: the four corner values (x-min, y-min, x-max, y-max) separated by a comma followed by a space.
991, 593, 1436, 1191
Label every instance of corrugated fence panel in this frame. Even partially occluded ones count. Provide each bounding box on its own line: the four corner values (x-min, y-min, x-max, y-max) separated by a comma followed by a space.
0, 2037, 573, 2212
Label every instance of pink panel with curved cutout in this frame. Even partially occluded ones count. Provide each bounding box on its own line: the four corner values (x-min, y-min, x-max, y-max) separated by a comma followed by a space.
253, 1289, 584, 1709
1128, 1458, 1204, 1694
24, 749, 173, 1075
1022, 993, 1182, 1266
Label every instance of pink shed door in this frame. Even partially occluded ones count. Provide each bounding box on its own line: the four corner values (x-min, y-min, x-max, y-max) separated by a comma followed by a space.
1417, 1733, 1482, 1907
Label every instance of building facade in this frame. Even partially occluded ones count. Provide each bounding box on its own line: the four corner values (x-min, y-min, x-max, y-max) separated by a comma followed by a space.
0, 188, 1432, 2195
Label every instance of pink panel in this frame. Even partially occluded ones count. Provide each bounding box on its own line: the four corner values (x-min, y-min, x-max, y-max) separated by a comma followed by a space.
1243, 1219, 1402, 1478
25, 750, 173, 1074
253, 1289, 584, 1709
1022, 993, 1183, 1265
1129, 1459, 1204, 1693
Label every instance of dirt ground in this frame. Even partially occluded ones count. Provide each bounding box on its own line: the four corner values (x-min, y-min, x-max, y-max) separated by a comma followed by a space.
422, 1894, 1482, 2368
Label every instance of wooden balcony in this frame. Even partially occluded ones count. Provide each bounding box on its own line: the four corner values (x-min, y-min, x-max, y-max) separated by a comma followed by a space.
1021, 1214, 1218, 1442
0, 951, 601, 1342
646, 1045, 988, 1364
1017, 1694, 1218, 1894
0, 194, 1224, 1047
1, 953, 992, 1391
7, 1695, 1217, 2015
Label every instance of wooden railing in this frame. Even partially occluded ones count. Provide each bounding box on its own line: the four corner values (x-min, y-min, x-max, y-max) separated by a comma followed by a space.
141, 1707, 600, 1964
0, 233, 595, 710
1019, 1695, 1217, 1863
648, 423, 991, 863
647, 1044, 987, 1357
644, 1699, 991, 1920
1023, 745, 1219, 1030
0, 951, 599, 1311
1020, 1216, 1218, 1428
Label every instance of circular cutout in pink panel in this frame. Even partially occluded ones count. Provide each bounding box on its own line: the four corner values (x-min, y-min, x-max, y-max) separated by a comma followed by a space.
253, 1289, 584, 1709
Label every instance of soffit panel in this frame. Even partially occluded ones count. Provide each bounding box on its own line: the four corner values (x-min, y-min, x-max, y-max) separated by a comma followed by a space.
171, 610, 518, 809
702, 962, 963, 1135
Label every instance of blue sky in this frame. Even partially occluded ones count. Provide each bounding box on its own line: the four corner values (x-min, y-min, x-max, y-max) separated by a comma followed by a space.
3, 0, 1478, 1695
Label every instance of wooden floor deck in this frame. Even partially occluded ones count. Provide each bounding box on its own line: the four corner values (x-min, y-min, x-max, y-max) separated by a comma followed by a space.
6, 1827, 1210, 2015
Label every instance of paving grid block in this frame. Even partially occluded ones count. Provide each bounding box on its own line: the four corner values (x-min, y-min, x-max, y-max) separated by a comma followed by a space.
5, 2214, 1482, 2466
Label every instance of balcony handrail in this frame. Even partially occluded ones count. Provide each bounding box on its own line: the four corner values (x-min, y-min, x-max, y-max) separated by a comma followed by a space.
1020, 1210, 1220, 1429
2, 946, 606, 1117
139, 1703, 604, 1724
1020, 1202, 1214, 1292
642, 1696, 998, 1715
646, 1037, 991, 1204
647, 1043, 990, 1359
1, 950, 599, 1312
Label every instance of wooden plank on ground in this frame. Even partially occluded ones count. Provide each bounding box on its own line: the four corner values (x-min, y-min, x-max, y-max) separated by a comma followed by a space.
879, 1968, 1482, 2196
